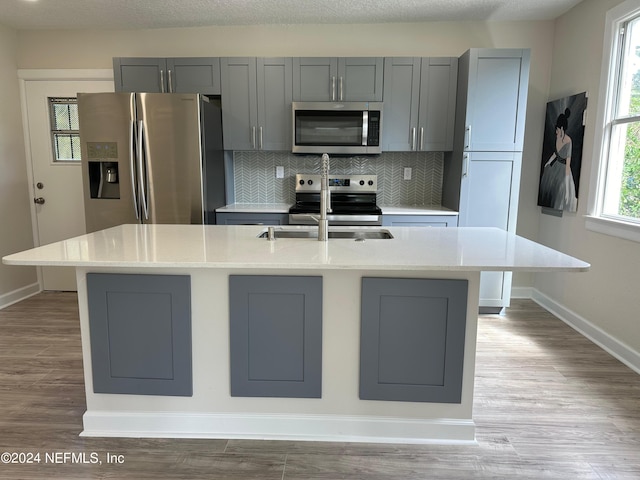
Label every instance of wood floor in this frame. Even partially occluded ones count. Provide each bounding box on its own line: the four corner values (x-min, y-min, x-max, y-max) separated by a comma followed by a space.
0, 293, 639, 479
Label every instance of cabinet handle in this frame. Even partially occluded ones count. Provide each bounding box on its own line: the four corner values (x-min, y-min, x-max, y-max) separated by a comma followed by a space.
339, 76, 344, 101
159, 69, 166, 93
410, 127, 417, 151
251, 126, 256, 149
331, 76, 336, 101
465, 125, 471, 150
168, 69, 173, 93
462, 154, 469, 178
259, 126, 263, 150
419, 127, 424, 151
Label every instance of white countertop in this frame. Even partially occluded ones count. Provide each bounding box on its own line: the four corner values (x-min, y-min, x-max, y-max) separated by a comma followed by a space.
216, 203, 292, 213
3, 224, 590, 272
216, 203, 458, 216
378, 205, 459, 215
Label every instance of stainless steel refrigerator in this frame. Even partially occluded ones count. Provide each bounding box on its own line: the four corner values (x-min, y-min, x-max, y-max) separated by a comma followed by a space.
78, 92, 225, 233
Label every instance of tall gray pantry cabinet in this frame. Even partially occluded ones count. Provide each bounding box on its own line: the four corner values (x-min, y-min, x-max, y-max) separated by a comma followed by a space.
443, 48, 530, 311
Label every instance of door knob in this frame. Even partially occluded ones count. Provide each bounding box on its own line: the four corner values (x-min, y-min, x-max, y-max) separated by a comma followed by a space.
34, 197, 45, 205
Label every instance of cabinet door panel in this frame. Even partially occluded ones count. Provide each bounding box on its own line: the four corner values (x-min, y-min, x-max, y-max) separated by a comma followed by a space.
257, 58, 292, 151
87, 273, 192, 396
360, 277, 468, 403
418, 58, 458, 151
465, 49, 530, 151
221, 58, 258, 150
168, 58, 221, 94
339, 57, 384, 101
113, 58, 166, 93
381, 57, 421, 151
293, 57, 338, 101
229, 275, 322, 398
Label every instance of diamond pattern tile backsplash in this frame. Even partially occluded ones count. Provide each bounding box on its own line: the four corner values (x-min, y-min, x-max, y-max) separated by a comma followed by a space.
233, 151, 444, 205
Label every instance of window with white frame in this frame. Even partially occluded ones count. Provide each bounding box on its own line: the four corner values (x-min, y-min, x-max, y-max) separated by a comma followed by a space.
48, 97, 80, 162
588, 1, 640, 242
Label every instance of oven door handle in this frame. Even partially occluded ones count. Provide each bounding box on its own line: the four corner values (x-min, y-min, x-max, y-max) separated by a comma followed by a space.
289, 213, 381, 225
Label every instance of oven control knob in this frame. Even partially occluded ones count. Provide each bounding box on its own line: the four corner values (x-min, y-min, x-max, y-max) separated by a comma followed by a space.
308, 180, 313, 185
368, 180, 374, 186
359, 180, 365, 186
299, 179, 305, 185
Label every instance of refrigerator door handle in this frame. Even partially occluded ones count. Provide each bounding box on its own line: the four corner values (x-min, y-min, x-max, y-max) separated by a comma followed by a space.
129, 119, 139, 219
137, 120, 149, 220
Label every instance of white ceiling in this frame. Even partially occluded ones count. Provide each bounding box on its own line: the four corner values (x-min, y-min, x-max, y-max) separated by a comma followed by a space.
1, 0, 585, 30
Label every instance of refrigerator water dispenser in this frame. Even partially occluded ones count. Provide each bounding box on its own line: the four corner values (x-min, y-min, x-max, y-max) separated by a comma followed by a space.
88, 161, 120, 199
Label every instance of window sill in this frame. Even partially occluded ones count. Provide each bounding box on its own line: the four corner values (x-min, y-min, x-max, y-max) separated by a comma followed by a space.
584, 215, 640, 243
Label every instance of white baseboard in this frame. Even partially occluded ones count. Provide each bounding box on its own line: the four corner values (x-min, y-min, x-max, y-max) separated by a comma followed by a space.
531, 289, 640, 375
0, 282, 41, 310
510, 286, 534, 299
81, 411, 476, 445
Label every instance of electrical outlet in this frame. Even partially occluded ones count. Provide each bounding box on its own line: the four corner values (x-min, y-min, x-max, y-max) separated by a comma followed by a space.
276, 166, 285, 179
403, 167, 412, 180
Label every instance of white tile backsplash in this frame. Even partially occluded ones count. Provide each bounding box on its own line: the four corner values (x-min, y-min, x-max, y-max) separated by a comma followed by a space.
233, 151, 444, 205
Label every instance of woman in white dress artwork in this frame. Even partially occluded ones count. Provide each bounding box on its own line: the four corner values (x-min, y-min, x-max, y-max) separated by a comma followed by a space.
539, 108, 578, 212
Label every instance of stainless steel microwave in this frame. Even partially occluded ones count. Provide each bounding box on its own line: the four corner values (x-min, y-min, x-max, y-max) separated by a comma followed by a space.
292, 101, 383, 155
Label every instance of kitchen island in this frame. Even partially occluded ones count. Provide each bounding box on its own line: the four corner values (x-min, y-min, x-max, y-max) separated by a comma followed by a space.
3, 224, 589, 444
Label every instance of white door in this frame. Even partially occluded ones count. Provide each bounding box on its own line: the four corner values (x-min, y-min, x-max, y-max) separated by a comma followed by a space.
23, 78, 113, 291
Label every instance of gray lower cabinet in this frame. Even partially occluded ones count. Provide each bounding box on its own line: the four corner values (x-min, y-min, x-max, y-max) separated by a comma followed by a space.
113, 57, 221, 94
360, 277, 468, 403
382, 57, 458, 151
381, 214, 458, 227
86, 273, 192, 396
229, 275, 322, 398
215, 212, 289, 225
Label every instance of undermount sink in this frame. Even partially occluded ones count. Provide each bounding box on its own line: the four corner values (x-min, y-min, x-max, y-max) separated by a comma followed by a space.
258, 228, 394, 240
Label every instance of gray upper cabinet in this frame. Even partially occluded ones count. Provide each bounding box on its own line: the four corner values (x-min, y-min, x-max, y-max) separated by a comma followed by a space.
221, 57, 292, 151
113, 57, 221, 94
293, 57, 384, 102
457, 49, 530, 152
382, 57, 458, 152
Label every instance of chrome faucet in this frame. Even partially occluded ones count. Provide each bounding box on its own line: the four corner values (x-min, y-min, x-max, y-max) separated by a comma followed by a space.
316, 153, 332, 241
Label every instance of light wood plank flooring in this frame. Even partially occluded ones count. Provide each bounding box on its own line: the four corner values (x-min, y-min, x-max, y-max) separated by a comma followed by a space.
0, 292, 639, 479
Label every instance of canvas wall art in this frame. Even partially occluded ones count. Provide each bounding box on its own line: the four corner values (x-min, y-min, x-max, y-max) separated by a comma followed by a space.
537, 92, 588, 213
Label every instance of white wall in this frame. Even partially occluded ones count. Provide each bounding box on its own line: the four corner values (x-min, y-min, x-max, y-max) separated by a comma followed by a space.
536, 0, 640, 361
0, 24, 37, 306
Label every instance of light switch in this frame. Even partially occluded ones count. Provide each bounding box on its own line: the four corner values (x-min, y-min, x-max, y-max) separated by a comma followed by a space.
276, 166, 285, 179
403, 167, 412, 180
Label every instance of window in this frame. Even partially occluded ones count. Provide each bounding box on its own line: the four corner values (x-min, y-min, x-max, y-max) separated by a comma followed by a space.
49, 97, 80, 162
587, 1, 640, 242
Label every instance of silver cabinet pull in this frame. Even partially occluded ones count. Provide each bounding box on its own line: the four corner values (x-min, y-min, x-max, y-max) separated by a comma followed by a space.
462, 154, 469, 178
419, 127, 424, 151
339, 76, 344, 101
168, 69, 173, 93
251, 126, 256, 149
410, 127, 417, 151
464, 125, 472, 150
259, 126, 263, 150
33, 197, 45, 205
331, 76, 336, 101
159, 69, 165, 93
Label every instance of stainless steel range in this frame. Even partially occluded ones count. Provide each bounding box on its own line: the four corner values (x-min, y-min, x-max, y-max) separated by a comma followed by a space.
289, 173, 382, 226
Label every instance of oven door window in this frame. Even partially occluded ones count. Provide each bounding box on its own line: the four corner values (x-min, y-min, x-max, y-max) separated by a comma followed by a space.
295, 111, 364, 146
